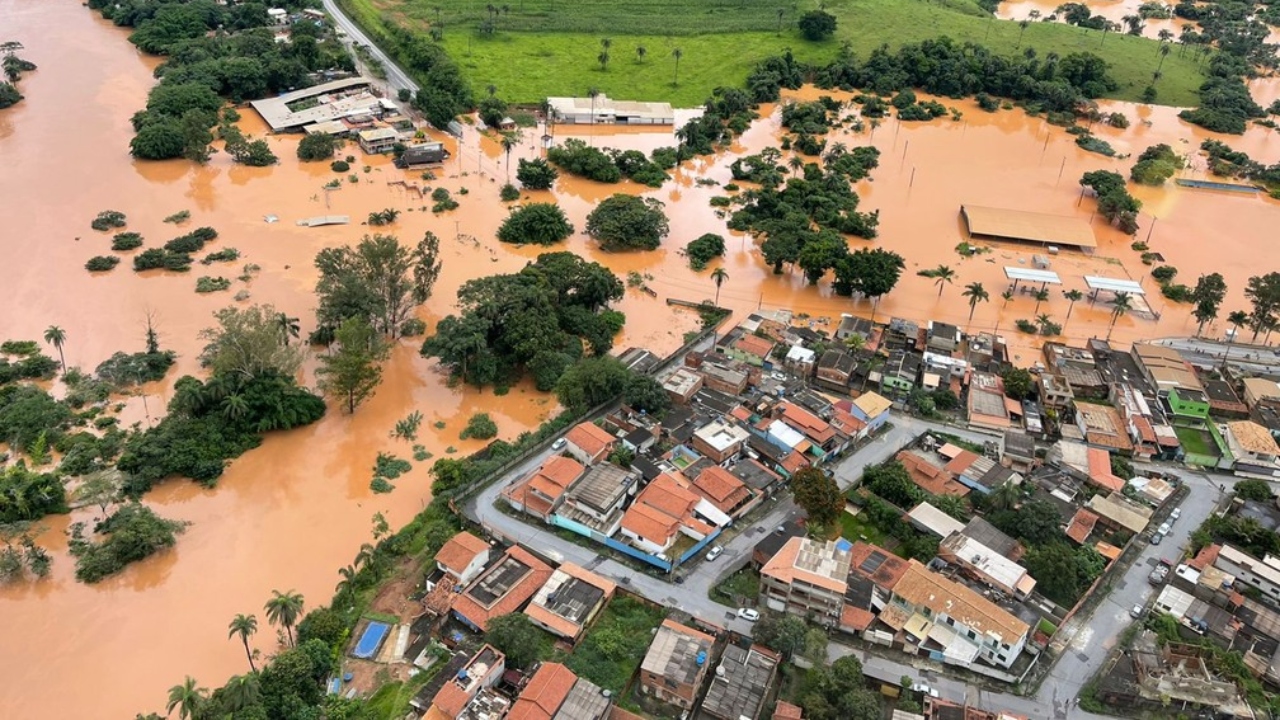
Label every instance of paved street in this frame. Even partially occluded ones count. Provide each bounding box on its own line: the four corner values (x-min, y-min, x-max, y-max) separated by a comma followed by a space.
321, 0, 419, 94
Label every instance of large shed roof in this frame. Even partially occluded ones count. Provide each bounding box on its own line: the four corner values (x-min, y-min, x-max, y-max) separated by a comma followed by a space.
961, 205, 1097, 248
1084, 276, 1146, 295
1004, 267, 1062, 284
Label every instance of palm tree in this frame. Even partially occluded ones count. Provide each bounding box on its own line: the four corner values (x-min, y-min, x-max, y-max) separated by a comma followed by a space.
1156, 43, 1171, 76
1157, 28, 1173, 45
228, 614, 258, 672
844, 332, 866, 355
1225, 310, 1249, 366
1036, 313, 1054, 335
166, 677, 206, 720
987, 483, 1020, 512
336, 564, 358, 606
501, 133, 518, 181
1017, 20, 1030, 48
635, 44, 646, 63
962, 282, 989, 329
1106, 291, 1132, 341
264, 589, 304, 647
710, 267, 729, 308
1001, 289, 1014, 307
587, 86, 600, 124
221, 674, 261, 713
485, 83, 497, 98
776, 8, 785, 34
600, 37, 612, 52
276, 313, 300, 345
222, 393, 249, 421
1032, 288, 1050, 314
42, 325, 66, 375
788, 155, 804, 173
931, 265, 955, 297
671, 48, 683, 86
1063, 289, 1084, 325
597, 50, 610, 71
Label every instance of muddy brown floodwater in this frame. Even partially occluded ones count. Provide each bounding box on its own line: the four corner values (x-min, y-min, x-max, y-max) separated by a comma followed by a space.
1, 0, 1278, 717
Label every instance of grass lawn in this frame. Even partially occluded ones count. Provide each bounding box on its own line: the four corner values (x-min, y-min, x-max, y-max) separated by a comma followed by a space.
1175, 425, 1219, 458
710, 566, 760, 607
347, 0, 1203, 107
565, 595, 666, 694
839, 507, 889, 547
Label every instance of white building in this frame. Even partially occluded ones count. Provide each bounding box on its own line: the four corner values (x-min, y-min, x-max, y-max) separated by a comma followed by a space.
546, 95, 675, 125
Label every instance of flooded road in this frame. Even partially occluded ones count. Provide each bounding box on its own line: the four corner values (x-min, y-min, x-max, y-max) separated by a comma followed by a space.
1, 1, 1277, 718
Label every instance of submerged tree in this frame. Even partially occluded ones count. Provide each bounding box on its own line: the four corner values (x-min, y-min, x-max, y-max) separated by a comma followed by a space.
316, 317, 390, 414
199, 304, 306, 381
314, 232, 442, 338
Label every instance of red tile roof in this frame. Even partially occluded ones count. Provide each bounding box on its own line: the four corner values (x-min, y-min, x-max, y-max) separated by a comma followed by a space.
779, 451, 810, 475
436, 531, 490, 576
450, 546, 553, 632
507, 662, 577, 720
1085, 448, 1125, 493
847, 540, 911, 589
731, 406, 753, 422
1188, 543, 1221, 571
431, 681, 472, 718
897, 451, 970, 498
1065, 508, 1100, 545
621, 502, 680, 545
840, 605, 876, 633
734, 333, 776, 359
692, 466, 752, 514
779, 402, 836, 444
565, 422, 615, 460
943, 450, 981, 476
773, 701, 804, 720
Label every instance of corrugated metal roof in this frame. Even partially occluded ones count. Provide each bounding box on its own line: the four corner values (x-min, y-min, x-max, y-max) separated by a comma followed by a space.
962, 205, 1097, 248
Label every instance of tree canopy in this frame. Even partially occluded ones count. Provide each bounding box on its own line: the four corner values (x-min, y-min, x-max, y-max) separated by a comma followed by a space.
790, 466, 843, 528
314, 233, 442, 339
484, 613, 545, 669
585, 194, 670, 251
556, 357, 631, 412
199, 304, 306, 381
316, 318, 390, 414
798, 10, 838, 41
496, 203, 575, 246
516, 158, 559, 190
421, 253, 624, 389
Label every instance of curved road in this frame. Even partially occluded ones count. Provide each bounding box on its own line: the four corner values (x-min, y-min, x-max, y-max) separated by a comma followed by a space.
321, 0, 419, 94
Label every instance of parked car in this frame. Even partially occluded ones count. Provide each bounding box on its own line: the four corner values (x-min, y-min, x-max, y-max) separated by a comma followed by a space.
1149, 559, 1171, 585
1158, 522, 1171, 536
1152, 532, 1164, 545
1130, 604, 1145, 619
706, 545, 724, 562
551, 438, 566, 450
737, 608, 760, 622
911, 683, 940, 698
1170, 508, 1182, 522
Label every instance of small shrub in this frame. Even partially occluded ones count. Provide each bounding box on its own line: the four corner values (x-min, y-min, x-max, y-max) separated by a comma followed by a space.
685, 233, 726, 271
373, 452, 412, 480
412, 445, 431, 462
85, 256, 120, 272
200, 248, 240, 264
195, 276, 231, 293
1075, 135, 1116, 157
163, 210, 190, 224
500, 183, 521, 202
1015, 319, 1037, 333
1131, 241, 1149, 251
1151, 265, 1178, 283
90, 210, 127, 232
111, 232, 143, 251
331, 160, 350, 172
433, 421, 446, 430
370, 477, 394, 493
460, 413, 498, 440
399, 318, 427, 337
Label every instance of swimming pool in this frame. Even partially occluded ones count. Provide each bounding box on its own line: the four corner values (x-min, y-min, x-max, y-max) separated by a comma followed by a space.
352, 621, 391, 659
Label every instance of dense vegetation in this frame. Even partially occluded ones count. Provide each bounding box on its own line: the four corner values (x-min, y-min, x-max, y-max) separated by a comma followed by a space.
545, 139, 673, 187
87, 0, 354, 160
68, 502, 188, 583
684, 233, 726, 270
0, 50, 37, 110
496, 203, 574, 246
584, 194, 669, 251
515, 158, 559, 190
421, 252, 625, 390
117, 305, 325, 494
1130, 144, 1184, 186
1201, 139, 1280, 192
313, 232, 443, 341
1079, 170, 1142, 235
1173, 10, 1272, 134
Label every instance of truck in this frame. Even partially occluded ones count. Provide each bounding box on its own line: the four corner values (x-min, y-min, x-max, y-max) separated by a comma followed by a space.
1149, 558, 1172, 585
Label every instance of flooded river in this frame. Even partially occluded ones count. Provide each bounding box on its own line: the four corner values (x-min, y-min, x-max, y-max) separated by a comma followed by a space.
1, 0, 1277, 717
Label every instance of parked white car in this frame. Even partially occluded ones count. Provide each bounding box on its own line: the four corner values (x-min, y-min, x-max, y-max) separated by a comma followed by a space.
1170, 508, 1181, 522
736, 608, 760, 622
705, 545, 724, 562
551, 438, 566, 450
1158, 522, 1171, 536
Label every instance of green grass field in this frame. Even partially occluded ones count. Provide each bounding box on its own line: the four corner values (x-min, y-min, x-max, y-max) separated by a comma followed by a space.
346, 0, 1204, 107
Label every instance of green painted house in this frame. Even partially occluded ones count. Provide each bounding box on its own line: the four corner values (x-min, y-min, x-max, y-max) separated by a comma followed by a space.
1167, 387, 1210, 421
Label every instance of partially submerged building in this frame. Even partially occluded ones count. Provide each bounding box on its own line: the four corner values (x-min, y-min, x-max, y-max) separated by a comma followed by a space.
546, 95, 675, 125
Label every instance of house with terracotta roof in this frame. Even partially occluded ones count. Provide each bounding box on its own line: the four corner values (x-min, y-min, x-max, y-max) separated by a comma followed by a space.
888, 559, 1031, 669
938, 447, 1017, 496
1223, 420, 1280, 479
451, 546, 554, 632
508, 661, 613, 720
897, 450, 970, 498
1085, 447, 1125, 493
691, 418, 752, 464
830, 405, 869, 446
967, 372, 1014, 431
1065, 508, 1100, 545
701, 643, 781, 720
760, 537, 852, 624
725, 332, 777, 367
774, 402, 840, 458
691, 465, 757, 518
503, 455, 587, 521
846, 540, 911, 628
638, 619, 714, 710
524, 563, 616, 643
1075, 401, 1134, 454
618, 474, 726, 557
426, 645, 506, 720
773, 700, 804, 720
432, 531, 491, 587
564, 422, 617, 465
